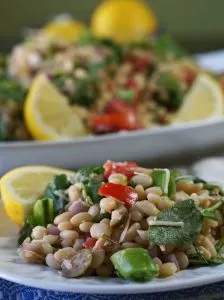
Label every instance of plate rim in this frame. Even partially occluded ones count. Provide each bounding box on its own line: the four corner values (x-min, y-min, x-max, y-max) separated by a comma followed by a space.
0, 263, 224, 294
0, 117, 223, 150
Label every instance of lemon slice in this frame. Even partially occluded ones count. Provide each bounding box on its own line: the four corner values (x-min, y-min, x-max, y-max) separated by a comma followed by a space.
24, 74, 87, 140
0, 166, 74, 226
173, 73, 224, 124
40, 15, 86, 43
91, 0, 157, 44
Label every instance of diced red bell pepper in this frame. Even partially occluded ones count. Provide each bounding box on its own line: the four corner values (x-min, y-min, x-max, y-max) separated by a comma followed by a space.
99, 182, 138, 208
133, 56, 150, 72
105, 99, 133, 113
89, 110, 139, 133
83, 237, 97, 249
182, 69, 196, 86
103, 160, 138, 180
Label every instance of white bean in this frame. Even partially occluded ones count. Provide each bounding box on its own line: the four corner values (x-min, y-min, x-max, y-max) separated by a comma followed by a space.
70, 212, 92, 227
100, 197, 117, 213
90, 223, 111, 239
54, 212, 73, 225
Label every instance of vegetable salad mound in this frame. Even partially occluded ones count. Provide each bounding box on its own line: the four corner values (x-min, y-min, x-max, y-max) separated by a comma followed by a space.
18, 161, 224, 281
1, 30, 199, 141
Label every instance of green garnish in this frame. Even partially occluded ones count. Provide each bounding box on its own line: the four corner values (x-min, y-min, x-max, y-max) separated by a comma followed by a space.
149, 199, 203, 245
116, 89, 135, 102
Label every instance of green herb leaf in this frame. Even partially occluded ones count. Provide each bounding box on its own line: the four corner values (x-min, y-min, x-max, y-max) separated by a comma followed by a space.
0, 73, 26, 103
116, 89, 135, 102
75, 166, 104, 183
82, 179, 102, 204
154, 34, 187, 60
149, 199, 203, 245
156, 73, 184, 110
18, 216, 34, 245
189, 247, 224, 265
215, 238, 224, 253
43, 174, 71, 215
201, 200, 224, 221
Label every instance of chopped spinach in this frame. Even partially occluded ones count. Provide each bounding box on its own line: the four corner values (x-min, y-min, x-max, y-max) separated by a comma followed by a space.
72, 77, 99, 107
44, 174, 71, 215
189, 247, 224, 265
76, 166, 104, 205
201, 200, 223, 221
0, 73, 26, 103
18, 216, 34, 245
18, 174, 72, 244
155, 73, 184, 110
149, 199, 203, 245
215, 238, 224, 253
75, 166, 104, 183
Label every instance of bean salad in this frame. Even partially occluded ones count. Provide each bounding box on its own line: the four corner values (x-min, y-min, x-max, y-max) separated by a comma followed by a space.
18, 161, 224, 282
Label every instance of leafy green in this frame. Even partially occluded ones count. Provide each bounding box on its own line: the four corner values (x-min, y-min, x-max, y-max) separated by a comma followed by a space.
76, 166, 104, 205
72, 78, 99, 107
116, 89, 135, 102
149, 199, 203, 245
156, 73, 184, 110
154, 34, 187, 60
215, 238, 224, 253
201, 200, 223, 221
44, 174, 71, 215
18, 216, 34, 245
19, 174, 72, 244
75, 166, 104, 183
0, 73, 26, 103
189, 247, 224, 265
82, 180, 102, 204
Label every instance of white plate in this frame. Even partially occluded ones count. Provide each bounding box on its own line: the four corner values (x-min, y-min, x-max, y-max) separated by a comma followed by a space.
1, 203, 224, 294
0, 118, 224, 175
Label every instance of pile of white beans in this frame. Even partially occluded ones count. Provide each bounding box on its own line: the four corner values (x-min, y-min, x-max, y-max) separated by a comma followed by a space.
18, 166, 224, 279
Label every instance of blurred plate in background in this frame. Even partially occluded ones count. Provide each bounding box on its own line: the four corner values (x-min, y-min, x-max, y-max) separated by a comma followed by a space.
0, 118, 224, 175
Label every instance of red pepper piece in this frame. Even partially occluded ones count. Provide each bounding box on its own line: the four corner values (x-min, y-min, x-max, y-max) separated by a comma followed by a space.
104, 160, 138, 180
105, 99, 133, 113
183, 69, 197, 86
99, 182, 138, 207
89, 111, 138, 133
83, 237, 97, 249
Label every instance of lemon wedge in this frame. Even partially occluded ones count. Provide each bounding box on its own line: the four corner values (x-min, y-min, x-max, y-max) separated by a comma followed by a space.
91, 0, 157, 44
0, 166, 74, 226
24, 74, 87, 140
173, 73, 224, 124
40, 16, 86, 43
